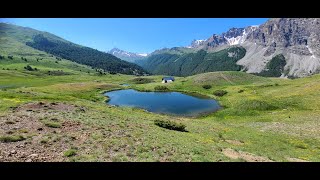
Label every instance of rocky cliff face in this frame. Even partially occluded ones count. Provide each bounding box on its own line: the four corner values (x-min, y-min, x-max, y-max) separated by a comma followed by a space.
240, 18, 320, 77
187, 18, 320, 77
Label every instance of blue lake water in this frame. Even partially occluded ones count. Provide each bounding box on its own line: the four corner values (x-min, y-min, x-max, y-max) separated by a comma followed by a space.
104, 89, 221, 117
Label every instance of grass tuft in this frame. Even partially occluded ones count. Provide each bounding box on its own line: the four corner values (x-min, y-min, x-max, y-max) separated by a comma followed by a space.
64, 149, 77, 157
0, 135, 26, 142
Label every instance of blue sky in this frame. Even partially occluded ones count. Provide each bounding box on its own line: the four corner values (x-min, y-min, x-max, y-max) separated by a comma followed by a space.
1, 18, 268, 54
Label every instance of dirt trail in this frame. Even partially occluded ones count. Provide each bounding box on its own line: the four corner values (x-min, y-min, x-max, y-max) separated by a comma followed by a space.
287, 157, 309, 162
222, 148, 273, 162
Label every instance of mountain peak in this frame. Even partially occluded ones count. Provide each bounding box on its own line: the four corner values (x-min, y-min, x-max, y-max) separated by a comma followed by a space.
107, 48, 148, 63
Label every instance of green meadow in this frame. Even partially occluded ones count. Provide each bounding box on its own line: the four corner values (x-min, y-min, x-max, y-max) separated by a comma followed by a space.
1, 55, 320, 161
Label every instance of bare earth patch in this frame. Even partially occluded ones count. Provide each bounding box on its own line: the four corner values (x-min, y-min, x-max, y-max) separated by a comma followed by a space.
287, 157, 309, 162
222, 148, 273, 162
15, 102, 76, 112
0, 102, 90, 162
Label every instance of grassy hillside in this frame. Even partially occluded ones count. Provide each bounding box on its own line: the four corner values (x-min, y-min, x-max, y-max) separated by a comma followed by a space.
0, 26, 97, 76
1, 68, 320, 162
139, 47, 246, 76
0, 23, 147, 75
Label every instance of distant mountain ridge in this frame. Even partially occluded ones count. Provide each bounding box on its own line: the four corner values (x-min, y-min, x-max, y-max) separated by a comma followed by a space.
141, 18, 320, 78
108, 48, 148, 63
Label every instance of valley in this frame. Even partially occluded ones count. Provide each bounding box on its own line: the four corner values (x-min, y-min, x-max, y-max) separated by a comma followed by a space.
1, 57, 320, 161
1, 19, 320, 162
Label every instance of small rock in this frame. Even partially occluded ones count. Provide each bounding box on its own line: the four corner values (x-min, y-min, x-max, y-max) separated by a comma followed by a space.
37, 127, 43, 131
17, 144, 25, 148
25, 159, 32, 162
10, 150, 17, 154
28, 154, 38, 158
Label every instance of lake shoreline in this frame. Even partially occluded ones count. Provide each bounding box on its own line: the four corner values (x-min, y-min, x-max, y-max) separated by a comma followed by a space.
104, 89, 222, 117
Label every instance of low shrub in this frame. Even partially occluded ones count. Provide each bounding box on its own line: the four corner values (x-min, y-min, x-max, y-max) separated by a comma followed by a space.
238, 89, 244, 93
213, 90, 228, 97
202, 84, 212, 89
154, 120, 187, 132
154, 86, 169, 92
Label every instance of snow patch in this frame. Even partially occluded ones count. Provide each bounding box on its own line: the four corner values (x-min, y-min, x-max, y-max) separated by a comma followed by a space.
138, 53, 148, 57
224, 29, 247, 45
193, 40, 206, 45
307, 45, 316, 58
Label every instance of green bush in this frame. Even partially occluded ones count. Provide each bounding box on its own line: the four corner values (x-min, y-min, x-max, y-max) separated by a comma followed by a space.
202, 84, 212, 89
213, 90, 228, 97
154, 86, 169, 92
238, 89, 244, 93
64, 149, 77, 157
154, 120, 187, 132
0, 135, 25, 142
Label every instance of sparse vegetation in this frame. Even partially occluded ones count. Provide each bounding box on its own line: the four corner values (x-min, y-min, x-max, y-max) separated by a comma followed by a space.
43, 121, 61, 128
0, 135, 26, 142
64, 149, 77, 157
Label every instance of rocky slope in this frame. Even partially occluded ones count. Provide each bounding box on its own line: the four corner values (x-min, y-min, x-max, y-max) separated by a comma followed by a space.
144, 18, 320, 77
240, 18, 320, 77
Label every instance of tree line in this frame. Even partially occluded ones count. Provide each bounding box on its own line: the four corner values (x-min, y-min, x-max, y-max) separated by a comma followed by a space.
26, 34, 147, 75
